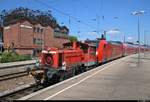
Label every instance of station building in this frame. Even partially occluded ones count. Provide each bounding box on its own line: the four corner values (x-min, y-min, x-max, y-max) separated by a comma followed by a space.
3, 20, 69, 56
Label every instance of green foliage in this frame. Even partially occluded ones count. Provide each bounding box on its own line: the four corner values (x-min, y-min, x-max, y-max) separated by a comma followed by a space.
0, 7, 69, 34
0, 51, 31, 63
69, 36, 78, 42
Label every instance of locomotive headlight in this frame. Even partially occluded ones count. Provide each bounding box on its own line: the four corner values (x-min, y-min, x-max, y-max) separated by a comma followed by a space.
62, 61, 66, 70
45, 54, 53, 66
96, 51, 98, 56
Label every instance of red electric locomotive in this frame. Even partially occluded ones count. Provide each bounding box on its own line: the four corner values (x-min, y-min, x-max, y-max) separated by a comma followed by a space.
97, 39, 124, 63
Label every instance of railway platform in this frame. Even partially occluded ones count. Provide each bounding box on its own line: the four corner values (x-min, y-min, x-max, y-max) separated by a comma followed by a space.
19, 53, 150, 100
0, 60, 36, 68
0, 60, 36, 77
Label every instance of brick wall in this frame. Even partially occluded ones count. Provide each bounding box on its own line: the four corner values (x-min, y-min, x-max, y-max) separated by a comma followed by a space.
0, 27, 3, 42
20, 21, 33, 48
3, 20, 70, 55
3, 23, 20, 48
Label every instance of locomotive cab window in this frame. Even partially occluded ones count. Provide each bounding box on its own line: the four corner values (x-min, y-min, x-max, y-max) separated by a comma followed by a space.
80, 45, 88, 53
63, 42, 73, 49
89, 46, 96, 55
63, 45, 72, 49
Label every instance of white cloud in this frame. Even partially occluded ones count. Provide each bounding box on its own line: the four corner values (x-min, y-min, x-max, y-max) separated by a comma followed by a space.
107, 29, 121, 35
127, 37, 133, 40
87, 31, 98, 35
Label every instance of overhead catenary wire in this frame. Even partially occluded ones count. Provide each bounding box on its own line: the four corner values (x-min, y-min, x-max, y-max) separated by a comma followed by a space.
34, 0, 95, 29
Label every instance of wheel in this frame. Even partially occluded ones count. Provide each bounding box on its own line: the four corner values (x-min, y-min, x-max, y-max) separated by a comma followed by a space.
72, 67, 76, 76
52, 74, 60, 84
75, 66, 80, 75
81, 65, 86, 72
59, 71, 67, 82
42, 77, 49, 87
83, 67, 87, 72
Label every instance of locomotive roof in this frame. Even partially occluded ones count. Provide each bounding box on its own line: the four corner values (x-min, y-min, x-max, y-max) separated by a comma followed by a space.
63, 41, 96, 48
125, 43, 138, 48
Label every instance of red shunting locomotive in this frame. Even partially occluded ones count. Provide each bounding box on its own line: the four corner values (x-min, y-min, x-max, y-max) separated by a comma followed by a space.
29, 41, 97, 84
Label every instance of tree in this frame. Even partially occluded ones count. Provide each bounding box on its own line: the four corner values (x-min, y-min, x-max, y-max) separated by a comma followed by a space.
69, 36, 78, 42
60, 26, 69, 34
0, 7, 69, 33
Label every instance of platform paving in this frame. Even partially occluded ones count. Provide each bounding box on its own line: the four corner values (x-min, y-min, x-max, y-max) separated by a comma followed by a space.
0, 60, 36, 76
19, 53, 150, 100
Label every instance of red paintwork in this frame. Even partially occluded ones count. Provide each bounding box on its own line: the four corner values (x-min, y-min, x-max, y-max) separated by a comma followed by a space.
32, 38, 150, 84
97, 39, 108, 63
40, 42, 85, 71
124, 44, 138, 55
40, 39, 150, 72
82, 43, 97, 66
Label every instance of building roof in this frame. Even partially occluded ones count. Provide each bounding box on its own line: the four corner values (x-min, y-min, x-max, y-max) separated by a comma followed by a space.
4, 19, 69, 35
4, 19, 40, 27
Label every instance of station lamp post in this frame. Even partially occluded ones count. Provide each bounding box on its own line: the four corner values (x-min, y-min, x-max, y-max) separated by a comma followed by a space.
144, 30, 148, 57
131, 10, 145, 65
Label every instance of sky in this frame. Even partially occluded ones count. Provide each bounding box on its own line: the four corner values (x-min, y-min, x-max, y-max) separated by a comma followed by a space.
0, 0, 150, 45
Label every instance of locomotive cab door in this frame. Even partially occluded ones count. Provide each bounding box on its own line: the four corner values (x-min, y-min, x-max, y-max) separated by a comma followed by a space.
102, 44, 107, 63
58, 53, 63, 67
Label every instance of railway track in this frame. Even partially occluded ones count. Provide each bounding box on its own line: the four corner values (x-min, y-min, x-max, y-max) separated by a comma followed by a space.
0, 81, 59, 100
0, 83, 41, 100
0, 58, 117, 100
0, 60, 36, 77
0, 75, 76, 100
0, 71, 28, 81
0, 60, 36, 81
0, 68, 89, 100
